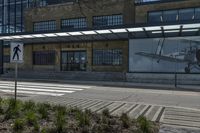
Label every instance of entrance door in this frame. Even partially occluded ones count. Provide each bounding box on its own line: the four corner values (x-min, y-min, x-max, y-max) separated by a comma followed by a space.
61, 51, 87, 71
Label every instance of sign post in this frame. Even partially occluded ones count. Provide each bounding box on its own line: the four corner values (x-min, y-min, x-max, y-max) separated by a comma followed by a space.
10, 42, 23, 101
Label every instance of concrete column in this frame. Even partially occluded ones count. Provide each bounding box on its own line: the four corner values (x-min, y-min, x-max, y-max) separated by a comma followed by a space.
0, 41, 3, 74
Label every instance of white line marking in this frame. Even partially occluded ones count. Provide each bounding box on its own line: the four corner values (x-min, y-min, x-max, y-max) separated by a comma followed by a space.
144, 105, 154, 117
0, 87, 75, 93
0, 85, 83, 91
135, 105, 149, 119
152, 107, 163, 121
0, 81, 91, 89
1, 89, 65, 96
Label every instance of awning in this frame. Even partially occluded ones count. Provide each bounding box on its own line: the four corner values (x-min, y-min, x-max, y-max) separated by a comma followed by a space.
0, 22, 200, 43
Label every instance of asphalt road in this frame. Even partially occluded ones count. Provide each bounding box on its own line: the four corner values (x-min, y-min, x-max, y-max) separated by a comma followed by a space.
0, 80, 200, 110
62, 85, 200, 110
1, 80, 200, 131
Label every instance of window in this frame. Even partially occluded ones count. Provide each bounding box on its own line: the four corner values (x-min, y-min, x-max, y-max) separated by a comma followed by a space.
163, 10, 178, 22
93, 49, 122, 66
33, 21, 56, 32
148, 7, 200, 23
61, 18, 87, 29
179, 8, 194, 21
33, 51, 55, 65
93, 15, 123, 27
148, 12, 162, 23
28, 0, 77, 8
195, 8, 200, 20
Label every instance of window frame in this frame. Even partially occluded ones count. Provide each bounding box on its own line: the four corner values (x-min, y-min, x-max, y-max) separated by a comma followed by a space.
61, 17, 87, 29
92, 49, 123, 66
92, 14, 123, 28
148, 7, 200, 23
33, 20, 56, 32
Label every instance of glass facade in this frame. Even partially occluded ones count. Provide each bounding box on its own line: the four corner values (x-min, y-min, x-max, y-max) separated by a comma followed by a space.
148, 7, 200, 23
0, 0, 27, 34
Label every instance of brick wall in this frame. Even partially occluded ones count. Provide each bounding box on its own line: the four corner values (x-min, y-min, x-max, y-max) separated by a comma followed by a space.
24, 0, 135, 32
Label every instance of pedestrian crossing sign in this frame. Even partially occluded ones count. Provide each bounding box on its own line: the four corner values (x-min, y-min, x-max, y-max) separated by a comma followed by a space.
10, 42, 24, 63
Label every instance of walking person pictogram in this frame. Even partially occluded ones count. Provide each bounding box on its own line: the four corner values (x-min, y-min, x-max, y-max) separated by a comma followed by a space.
12, 45, 21, 60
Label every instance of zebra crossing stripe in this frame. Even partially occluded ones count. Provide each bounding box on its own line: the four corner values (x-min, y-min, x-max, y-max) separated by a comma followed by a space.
0, 84, 84, 91
0, 86, 74, 93
152, 107, 163, 122
0, 81, 91, 89
0, 89, 64, 96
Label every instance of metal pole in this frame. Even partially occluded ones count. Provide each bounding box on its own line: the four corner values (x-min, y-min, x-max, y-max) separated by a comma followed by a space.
175, 73, 177, 88
14, 63, 18, 101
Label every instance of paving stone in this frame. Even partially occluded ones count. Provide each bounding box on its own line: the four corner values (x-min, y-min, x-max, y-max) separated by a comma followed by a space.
145, 106, 160, 120
159, 125, 200, 133
111, 103, 137, 116
89, 102, 113, 112
162, 119, 200, 128
97, 102, 125, 113
128, 104, 146, 118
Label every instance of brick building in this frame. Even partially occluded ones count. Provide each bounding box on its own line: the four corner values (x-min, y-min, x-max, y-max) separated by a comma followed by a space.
0, 0, 200, 82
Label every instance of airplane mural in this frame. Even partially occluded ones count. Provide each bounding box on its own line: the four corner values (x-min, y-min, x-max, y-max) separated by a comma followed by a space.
135, 38, 200, 73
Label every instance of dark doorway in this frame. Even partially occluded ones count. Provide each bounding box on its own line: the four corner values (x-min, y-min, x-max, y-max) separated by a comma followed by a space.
61, 51, 87, 71
0, 41, 3, 74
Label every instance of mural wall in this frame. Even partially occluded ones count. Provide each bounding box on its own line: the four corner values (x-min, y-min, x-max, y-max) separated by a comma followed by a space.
129, 38, 200, 73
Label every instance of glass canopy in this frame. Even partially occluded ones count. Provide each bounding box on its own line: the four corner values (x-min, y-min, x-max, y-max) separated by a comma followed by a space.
0, 22, 200, 43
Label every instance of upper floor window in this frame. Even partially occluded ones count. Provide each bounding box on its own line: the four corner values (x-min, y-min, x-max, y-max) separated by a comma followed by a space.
148, 12, 162, 23
61, 18, 87, 29
93, 14, 123, 28
28, 0, 77, 8
179, 8, 194, 21
195, 8, 200, 20
33, 20, 56, 32
148, 7, 200, 23
163, 10, 178, 22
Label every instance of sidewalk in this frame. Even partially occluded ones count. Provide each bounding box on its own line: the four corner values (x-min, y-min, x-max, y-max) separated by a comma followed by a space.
0, 77, 199, 92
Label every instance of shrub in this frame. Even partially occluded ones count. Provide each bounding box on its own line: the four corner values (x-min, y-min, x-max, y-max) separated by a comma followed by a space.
0, 97, 3, 114
137, 116, 152, 133
4, 98, 22, 120
102, 109, 110, 118
13, 118, 25, 132
55, 109, 66, 133
120, 113, 131, 128
23, 100, 36, 111
41, 128, 47, 133
37, 103, 49, 119
25, 111, 38, 126
69, 107, 81, 114
54, 105, 66, 115
76, 111, 90, 127
33, 121, 40, 132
